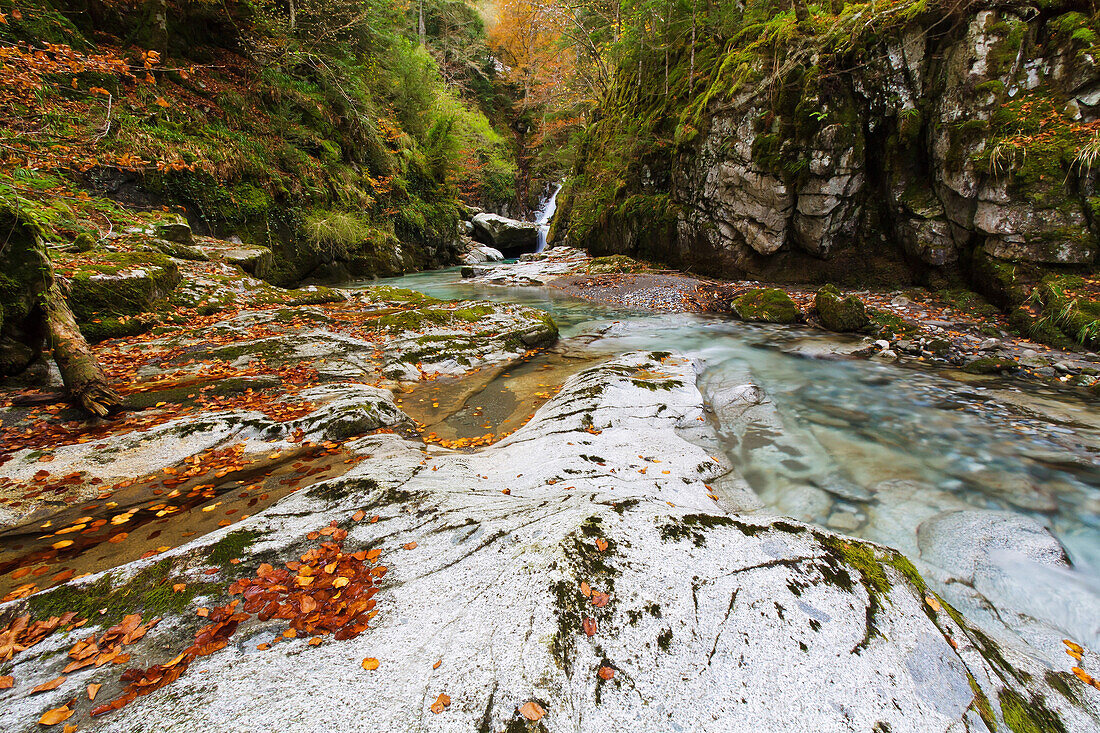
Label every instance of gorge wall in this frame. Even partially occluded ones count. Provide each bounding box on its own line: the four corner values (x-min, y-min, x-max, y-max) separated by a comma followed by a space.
554, 1, 1100, 294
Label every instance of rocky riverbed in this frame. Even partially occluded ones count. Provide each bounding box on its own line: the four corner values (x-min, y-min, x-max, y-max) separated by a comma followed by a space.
1, 234, 1098, 731
468, 247, 1100, 395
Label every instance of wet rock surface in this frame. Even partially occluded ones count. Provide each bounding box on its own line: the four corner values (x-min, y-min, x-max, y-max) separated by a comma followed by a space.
4, 352, 1096, 732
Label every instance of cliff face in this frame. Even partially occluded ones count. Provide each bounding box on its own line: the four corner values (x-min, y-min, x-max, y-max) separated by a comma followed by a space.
555, 3, 1100, 290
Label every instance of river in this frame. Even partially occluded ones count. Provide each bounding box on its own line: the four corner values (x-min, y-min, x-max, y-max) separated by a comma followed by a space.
352, 265, 1100, 648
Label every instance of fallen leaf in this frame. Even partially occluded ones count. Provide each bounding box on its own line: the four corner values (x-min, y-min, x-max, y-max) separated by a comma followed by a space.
433, 659, 442, 669
196, 608, 210, 617
579, 582, 591, 598
595, 538, 608, 552
591, 591, 610, 608
352, 509, 366, 522
31, 676, 66, 694
172, 584, 186, 593
598, 666, 615, 680
362, 657, 379, 670
430, 693, 451, 714
924, 595, 942, 613
308, 637, 322, 646
87, 682, 101, 700
0, 675, 12, 688
64, 725, 78, 733
39, 707, 73, 726
51, 540, 74, 550
107, 533, 128, 544
403, 542, 418, 550
520, 701, 546, 721
582, 617, 597, 637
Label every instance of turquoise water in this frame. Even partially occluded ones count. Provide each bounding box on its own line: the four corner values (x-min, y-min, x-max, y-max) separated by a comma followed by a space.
351, 266, 1100, 645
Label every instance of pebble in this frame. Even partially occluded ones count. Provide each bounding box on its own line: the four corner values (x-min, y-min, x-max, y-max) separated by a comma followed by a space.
978, 338, 1001, 351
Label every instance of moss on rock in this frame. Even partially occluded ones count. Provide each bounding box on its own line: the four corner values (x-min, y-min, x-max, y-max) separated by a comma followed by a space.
731, 288, 801, 323
815, 284, 870, 332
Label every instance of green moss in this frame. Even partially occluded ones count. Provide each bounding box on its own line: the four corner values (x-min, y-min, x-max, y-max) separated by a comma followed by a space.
586, 255, 649, 274
998, 688, 1065, 733
962, 357, 1018, 375
815, 285, 870, 332
62, 251, 181, 323
659, 514, 737, 546
550, 516, 620, 674
207, 529, 260, 566
868, 308, 919, 338
731, 288, 801, 324
967, 673, 998, 731
26, 558, 206, 625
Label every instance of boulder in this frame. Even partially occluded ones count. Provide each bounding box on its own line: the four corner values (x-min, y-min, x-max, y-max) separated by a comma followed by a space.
815, 284, 870, 332
461, 245, 504, 265
471, 213, 539, 251
155, 219, 194, 244
731, 288, 801, 323
60, 251, 181, 329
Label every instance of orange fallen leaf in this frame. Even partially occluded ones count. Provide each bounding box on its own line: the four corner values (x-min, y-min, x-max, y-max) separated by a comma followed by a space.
87, 682, 101, 700
430, 693, 451, 714
591, 592, 610, 608
579, 582, 591, 598
0, 675, 12, 688
520, 701, 546, 721
362, 657, 380, 670
107, 533, 128, 544
582, 617, 597, 637
1073, 666, 1100, 690
595, 539, 608, 552
308, 637, 322, 646
598, 666, 615, 680
433, 659, 442, 669
352, 509, 366, 522
51, 540, 74, 550
39, 707, 73, 726
31, 676, 66, 694
196, 608, 210, 617
172, 584, 186, 593
403, 542, 418, 550
64, 725, 78, 733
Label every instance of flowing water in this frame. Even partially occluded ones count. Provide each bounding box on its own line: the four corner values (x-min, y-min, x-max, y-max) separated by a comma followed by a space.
534, 184, 562, 253
349, 266, 1100, 648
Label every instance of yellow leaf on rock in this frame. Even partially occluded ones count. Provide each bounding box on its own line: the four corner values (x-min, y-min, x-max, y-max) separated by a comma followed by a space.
39, 707, 74, 726
430, 693, 451, 714
520, 701, 546, 721
362, 657, 379, 670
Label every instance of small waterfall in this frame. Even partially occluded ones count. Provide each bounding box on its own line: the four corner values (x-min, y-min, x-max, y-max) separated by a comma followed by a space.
534, 183, 562, 253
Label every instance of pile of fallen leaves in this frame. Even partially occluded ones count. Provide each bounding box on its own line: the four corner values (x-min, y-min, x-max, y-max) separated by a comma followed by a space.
0, 612, 86, 667
91, 524, 384, 717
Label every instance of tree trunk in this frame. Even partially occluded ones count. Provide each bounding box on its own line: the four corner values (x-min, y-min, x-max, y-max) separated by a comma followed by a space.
418, 0, 426, 45
289, 0, 296, 31
44, 279, 121, 417
0, 205, 121, 417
